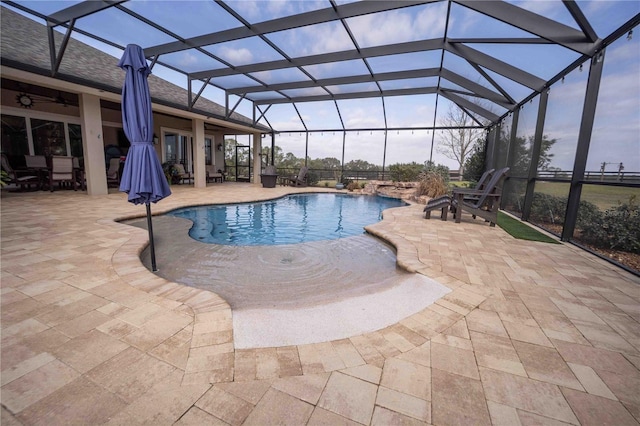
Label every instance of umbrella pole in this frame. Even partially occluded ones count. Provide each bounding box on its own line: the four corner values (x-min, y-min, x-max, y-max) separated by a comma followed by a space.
145, 203, 158, 272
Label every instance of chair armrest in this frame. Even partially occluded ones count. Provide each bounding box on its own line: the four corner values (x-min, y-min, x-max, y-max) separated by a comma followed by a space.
452, 188, 482, 196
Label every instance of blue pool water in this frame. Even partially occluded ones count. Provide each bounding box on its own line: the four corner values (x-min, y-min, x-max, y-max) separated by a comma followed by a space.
167, 193, 406, 245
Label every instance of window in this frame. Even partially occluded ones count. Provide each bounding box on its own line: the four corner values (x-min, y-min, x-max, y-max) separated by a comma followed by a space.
1, 114, 29, 157
69, 124, 83, 158
205, 137, 212, 165
31, 119, 67, 156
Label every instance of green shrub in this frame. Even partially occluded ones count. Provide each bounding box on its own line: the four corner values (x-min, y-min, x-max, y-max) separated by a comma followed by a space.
580, 196, 640, 253
306, 171, 319, 186
0, 169, 9, 187
341, 176, 353, 187
161, 161, 180, 185
388, 162, 424, 182
529, 193, 566, 224
527, 192, 639, 254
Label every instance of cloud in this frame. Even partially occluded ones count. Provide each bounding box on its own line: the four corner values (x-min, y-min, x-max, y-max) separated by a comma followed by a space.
348, 8, 444, 47
298, 22, 353, 56
179, 52, 201, 67
219, 46, 253, 65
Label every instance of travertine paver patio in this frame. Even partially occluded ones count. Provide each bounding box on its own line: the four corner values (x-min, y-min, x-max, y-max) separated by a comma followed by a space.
1, 183, 639, 425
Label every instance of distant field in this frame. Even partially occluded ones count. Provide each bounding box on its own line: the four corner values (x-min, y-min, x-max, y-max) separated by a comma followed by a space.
534, 182, 639, 210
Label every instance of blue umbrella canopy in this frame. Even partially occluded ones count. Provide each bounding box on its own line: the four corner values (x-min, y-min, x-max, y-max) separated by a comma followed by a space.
118, 44, 171, 205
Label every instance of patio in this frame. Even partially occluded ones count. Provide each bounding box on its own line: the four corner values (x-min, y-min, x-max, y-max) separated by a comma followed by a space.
1, 184, 639, 425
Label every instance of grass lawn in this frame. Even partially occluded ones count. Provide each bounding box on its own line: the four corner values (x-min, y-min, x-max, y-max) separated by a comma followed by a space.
534, 182, 639, 210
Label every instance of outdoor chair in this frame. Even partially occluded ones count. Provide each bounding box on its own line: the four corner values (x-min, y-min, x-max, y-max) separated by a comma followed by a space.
1, 153, 40, 191
284, 166, 308, 187
451, 167, 510, 227
25, 154, 49, 190
423, 195, 451, 220
48, 156, 76, 192
174, 163, 192, 184
424, 169, 496, 220
24, 154, 48, 170
106, 157, 120, 187
73, 157, 85, 190
206, 165, 223, 183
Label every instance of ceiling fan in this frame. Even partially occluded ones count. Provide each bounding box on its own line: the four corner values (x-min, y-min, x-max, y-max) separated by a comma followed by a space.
16, 91, 72, 108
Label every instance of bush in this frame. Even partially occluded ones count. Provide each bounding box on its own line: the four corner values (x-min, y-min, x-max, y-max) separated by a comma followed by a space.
388, 162, 425, 182
424, 161, 450, 186
341, 176, 353, 187
306, 171, 319, 186
346, 181, 359, 191
527, 192, 639, 254
161, 161, 180, 185
529, 193, 567, 224
0, 169, 9, 187
580, 196, 640, 253
415, 171, 449, 198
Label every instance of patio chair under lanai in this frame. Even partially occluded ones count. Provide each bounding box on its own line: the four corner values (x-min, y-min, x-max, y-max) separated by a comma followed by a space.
283, 166, 308, 187
451, 167, 510, 227
424, 168, 496, 220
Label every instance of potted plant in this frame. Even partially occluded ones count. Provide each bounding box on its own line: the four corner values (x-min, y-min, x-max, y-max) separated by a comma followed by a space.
162, 161, 180, 185
337, 176, 352, 190
260, 165, 278, 188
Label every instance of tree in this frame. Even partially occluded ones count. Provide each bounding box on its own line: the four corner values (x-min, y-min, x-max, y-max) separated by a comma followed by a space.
462, 139, 486, 182
261, 145, 284, 165
437, 104, 486, 180
388, 162, 425, 182
509, 134, 557, 176
344, 159, 378, 171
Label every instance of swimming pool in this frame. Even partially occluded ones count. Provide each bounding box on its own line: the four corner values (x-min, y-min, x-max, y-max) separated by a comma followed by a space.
125, 192, 451, 347
167, 193, 406, 245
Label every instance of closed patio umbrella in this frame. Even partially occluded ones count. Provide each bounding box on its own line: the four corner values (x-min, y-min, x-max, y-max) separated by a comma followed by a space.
118, 44, 171, 272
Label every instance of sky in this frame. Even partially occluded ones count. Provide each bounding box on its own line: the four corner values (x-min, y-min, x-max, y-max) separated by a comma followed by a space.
7, 0, 639, 172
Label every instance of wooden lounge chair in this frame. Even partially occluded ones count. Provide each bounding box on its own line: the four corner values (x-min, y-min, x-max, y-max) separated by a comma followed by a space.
1, 153, 39, 191
424, 195, 451, 220
451, 167, 510, 227
284, 166, 308, 187
423, 168, 495, 220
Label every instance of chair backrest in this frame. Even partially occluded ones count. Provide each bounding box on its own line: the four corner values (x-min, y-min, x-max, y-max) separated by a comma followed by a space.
25, 155, 47, 169
474, 168, 495, 191
1, 153, 14, 173
206, 164, 216, 174
107, 157, 119, 174
297, 166, 308, 182
467, 167, 510, 208
51, 156, 73, 175
72, 157, 81, 169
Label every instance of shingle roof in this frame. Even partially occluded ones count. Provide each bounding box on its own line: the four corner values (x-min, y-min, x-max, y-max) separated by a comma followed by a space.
0, 7, 268, 132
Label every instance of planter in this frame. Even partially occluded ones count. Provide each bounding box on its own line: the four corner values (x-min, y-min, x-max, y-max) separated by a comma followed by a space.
261, 174, 278, 188
335, 183, 344, 190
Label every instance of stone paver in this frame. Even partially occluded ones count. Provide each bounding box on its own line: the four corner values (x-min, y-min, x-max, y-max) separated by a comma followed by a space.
1, 184, 639, 425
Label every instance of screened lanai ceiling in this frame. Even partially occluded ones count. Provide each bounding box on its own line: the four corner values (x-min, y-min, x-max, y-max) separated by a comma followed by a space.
3, 0, 639, 133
